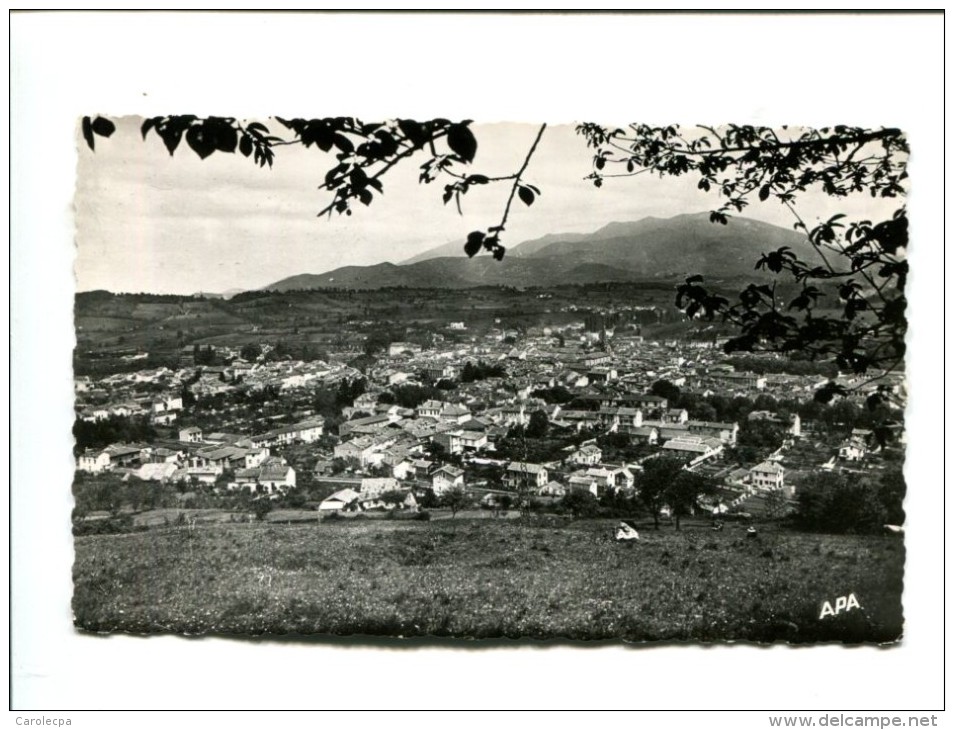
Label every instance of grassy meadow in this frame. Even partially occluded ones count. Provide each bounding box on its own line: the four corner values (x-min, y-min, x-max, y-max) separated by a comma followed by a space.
72, 517, 904, 643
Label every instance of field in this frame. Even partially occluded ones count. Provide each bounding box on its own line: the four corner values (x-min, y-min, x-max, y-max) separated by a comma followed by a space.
72, 518, 903, 643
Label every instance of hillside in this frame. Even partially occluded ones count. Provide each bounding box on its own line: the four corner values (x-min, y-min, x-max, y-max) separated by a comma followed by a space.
516, 213, 817, 278
264, 213, 819, 291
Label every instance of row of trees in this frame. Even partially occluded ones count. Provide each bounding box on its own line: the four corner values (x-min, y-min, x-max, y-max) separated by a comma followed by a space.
460, 360, 507, 383
794, 468, 905, 535
72, 415, 157, 455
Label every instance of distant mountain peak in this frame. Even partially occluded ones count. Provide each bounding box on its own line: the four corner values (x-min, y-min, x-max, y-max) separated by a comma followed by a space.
261, 213, 818, 292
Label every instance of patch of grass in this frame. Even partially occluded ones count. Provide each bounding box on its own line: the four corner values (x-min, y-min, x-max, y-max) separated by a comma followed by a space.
72, 520, 904, 643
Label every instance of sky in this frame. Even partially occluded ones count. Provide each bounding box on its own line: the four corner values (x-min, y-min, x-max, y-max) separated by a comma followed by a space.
73, 118, 898, 295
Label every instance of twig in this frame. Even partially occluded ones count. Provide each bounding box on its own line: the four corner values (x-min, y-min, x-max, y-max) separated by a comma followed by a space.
493, 123, 547, 235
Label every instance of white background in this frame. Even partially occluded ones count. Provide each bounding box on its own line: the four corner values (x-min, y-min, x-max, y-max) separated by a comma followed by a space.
8, 10, 948, 721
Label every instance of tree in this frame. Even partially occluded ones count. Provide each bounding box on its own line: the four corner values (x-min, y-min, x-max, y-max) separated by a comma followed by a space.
363, 330, 390, 356
665, 471, 716, 530
651, 379, 681, 403
560, 490, 600, 518
525, 410, 549, 439
691, 402, 717, 422
637, 456, 685, 529
84, 117, 907, 392
252, 498, 274, 521
417, 488, 439, 509
440, 488, 471, 518
379, 490, 407, 507
763, 488, 791, 521
877, 466, 906, 526
240, 343, 261, 362
794, 471, 890, 535
737, 419, 787, 451
577, 123, 907, 394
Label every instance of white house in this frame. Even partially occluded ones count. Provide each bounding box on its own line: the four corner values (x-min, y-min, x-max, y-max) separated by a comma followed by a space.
504, 461, 549, 490
388, 342, 422, 357
567, 474, 600, 497
665, 408, 689, 424
431, 466, 465, 495
686, 421, 739, 446
440, 404, 472, 424
586, 465, 635, 492
662, 435, 724, 465
360, 477, 400, 499
179, 426, 204, 443
136, 462, 179, 482
417, 400, 446, 420
569, 443, 603, 466
750, 461, 785, 490
319, 488, 361, 512
233, 458, 296, 494
152, 411, 179, 426
616, 407, 644, 429
456, 430, 488, 451
77, 449, 111, 473
839, 438, 868, 462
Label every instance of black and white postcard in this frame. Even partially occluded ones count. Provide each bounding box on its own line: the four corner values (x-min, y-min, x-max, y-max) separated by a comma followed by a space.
71, 116, 908, 643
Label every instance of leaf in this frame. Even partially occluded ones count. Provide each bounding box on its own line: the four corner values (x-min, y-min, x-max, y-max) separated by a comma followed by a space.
758, 184, 770, 201
91, 117, 115, 138
246, 122, 269, 134
518, 185, 535, 207
141, 117, 158, 140
464, 231, 485, 258
185, 126, 216, 159
333, 133, 354, 153
213, 124, 238, 153
492, 244, 506, 261
81, 116, 94, 150
239, 134, 253, 157
397, 119, 426, 147
447, 123, 477, 163
160, 126, 183, 156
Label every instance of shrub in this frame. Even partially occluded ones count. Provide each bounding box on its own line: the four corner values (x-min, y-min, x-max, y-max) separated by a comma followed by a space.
794, 471, 895, 534
252, 499, 274, 521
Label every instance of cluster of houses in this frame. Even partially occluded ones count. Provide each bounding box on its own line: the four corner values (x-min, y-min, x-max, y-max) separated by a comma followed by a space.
75, 320, 901, 518
75, 418, 324, 494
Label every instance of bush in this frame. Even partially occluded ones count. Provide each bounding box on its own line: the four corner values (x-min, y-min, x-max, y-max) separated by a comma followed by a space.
794, 470, 900, 535
72, 514, 138, 536
282, 490, 308, 509
559, 491, 600, 518
252, 499, 274, 521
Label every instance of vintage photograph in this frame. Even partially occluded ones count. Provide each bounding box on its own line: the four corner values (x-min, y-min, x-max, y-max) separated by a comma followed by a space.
70, 116, 908, 643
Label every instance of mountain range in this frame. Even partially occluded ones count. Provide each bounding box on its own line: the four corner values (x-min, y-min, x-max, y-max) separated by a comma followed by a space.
263, 212, 819, 292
